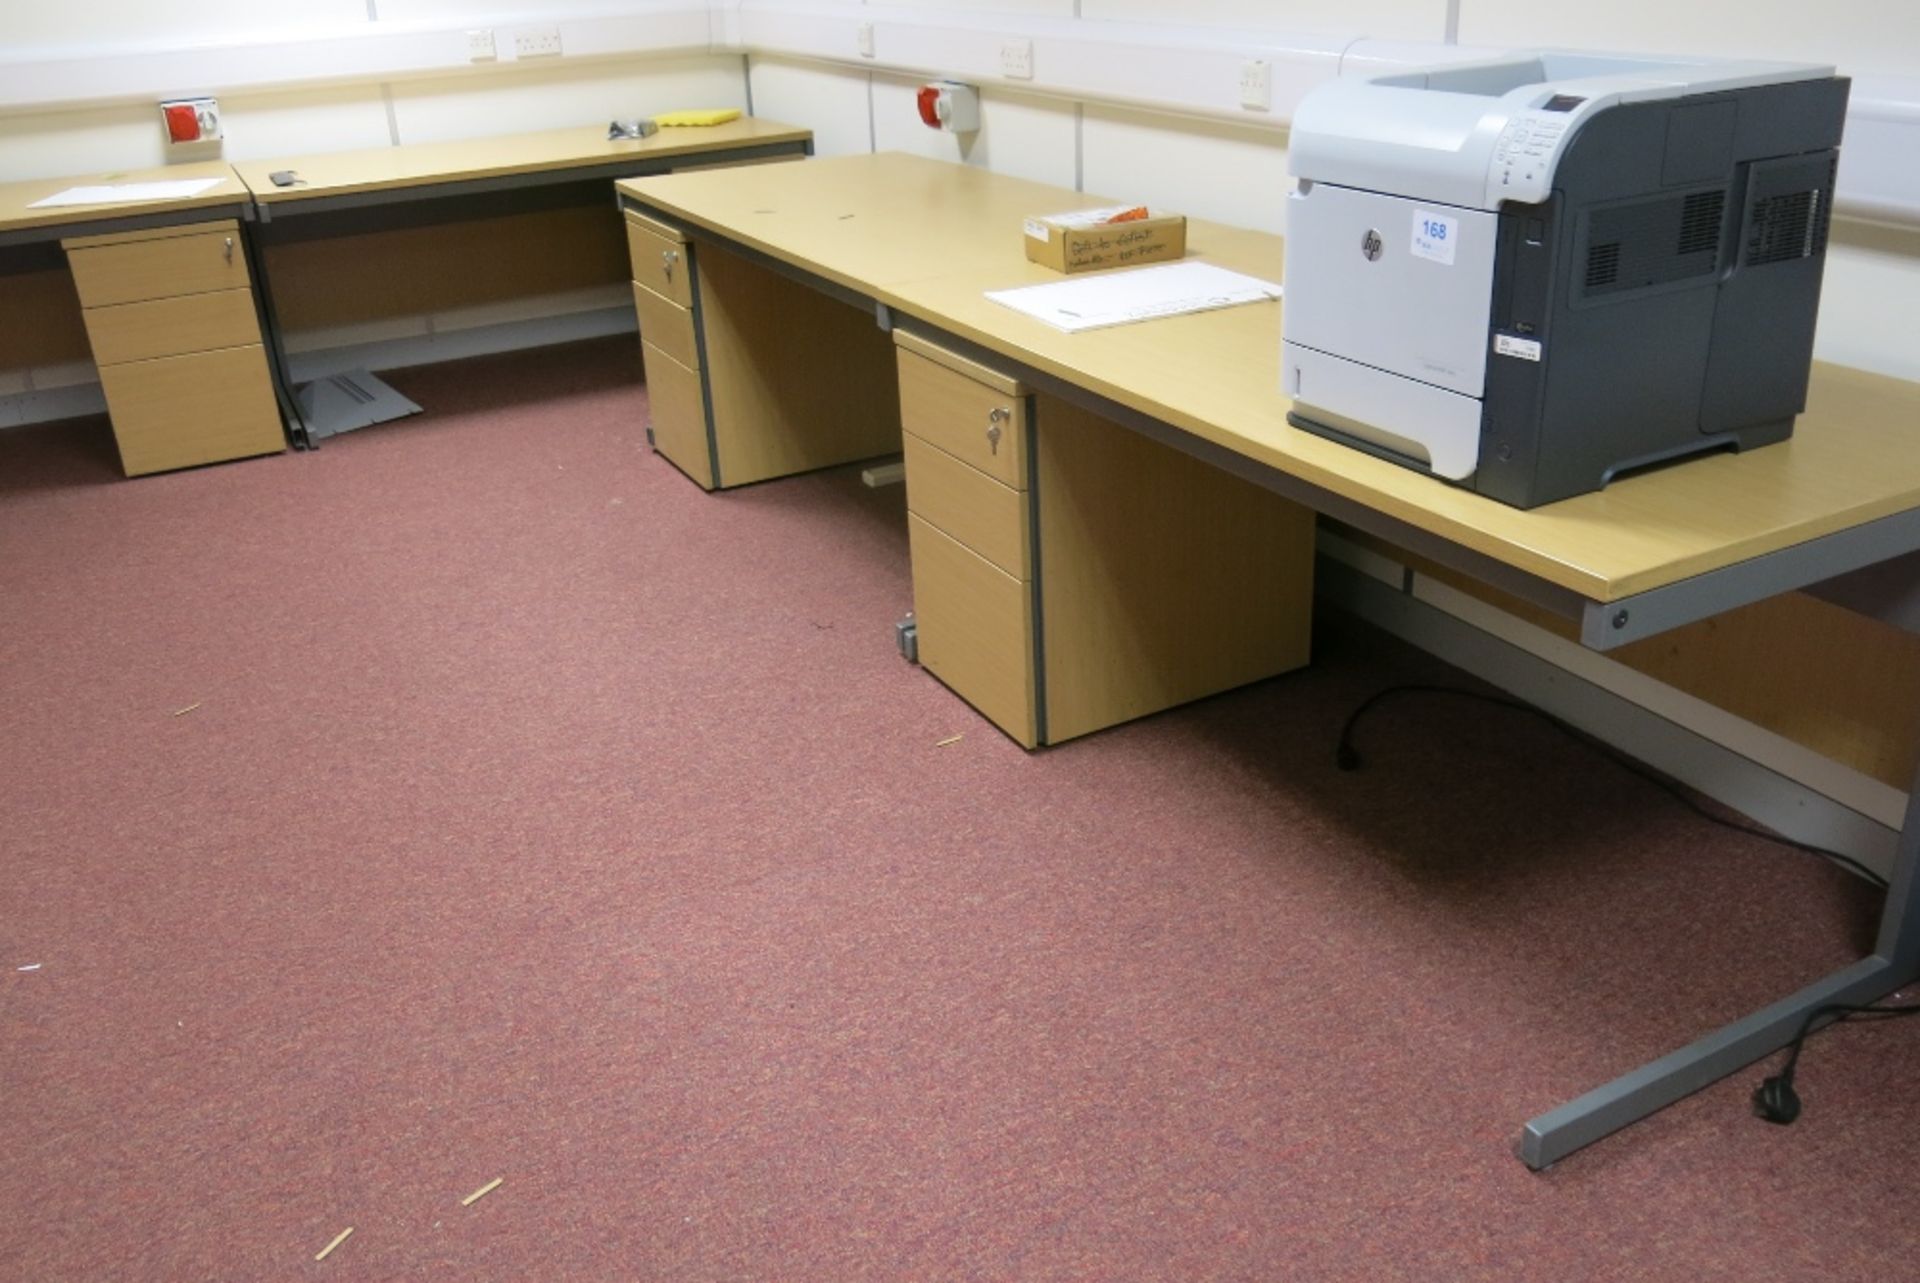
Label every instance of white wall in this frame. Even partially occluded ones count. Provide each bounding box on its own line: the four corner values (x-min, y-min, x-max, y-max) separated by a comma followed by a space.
0, 5, 746, 180
5, 0, 1918, 395
1, 1, 367, 54
0, 1, 748, 406
744, 0, 1920, 382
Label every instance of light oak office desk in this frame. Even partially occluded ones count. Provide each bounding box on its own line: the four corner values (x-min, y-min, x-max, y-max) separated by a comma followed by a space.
618, 152, 1920, 1169
620, 161, 1318, 748
0, 162, 285, 475
232, 119, 812, 445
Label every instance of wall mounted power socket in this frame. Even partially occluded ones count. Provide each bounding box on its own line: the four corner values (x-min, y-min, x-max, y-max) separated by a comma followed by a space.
1239, 60, 1272, 112
512, 26, 562, 59
1000, 39, 1034, 80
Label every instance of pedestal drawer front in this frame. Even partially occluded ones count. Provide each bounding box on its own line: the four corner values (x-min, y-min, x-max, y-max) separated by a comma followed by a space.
66, 226, 250, 307
897, 349, 1028, 489
903, 431, 1030, 580
82, 289, 263, 366
632, 281, 698, 370
625, 212, 693, 308
909, 513, 1037, 748
642, 339, 713, 490
97, 345, 284, 477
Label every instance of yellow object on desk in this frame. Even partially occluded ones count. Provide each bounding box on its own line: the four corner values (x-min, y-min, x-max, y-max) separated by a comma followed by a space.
654, 109, 744, 127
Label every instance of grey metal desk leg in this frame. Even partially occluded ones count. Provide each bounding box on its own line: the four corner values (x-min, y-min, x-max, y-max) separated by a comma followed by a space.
1519, 773, 1920, 1169
240, 216, 312, 450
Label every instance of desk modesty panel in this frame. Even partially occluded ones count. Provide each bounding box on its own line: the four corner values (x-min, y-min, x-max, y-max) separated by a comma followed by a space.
620, 153, 1920, 609
231, 118, 813, 448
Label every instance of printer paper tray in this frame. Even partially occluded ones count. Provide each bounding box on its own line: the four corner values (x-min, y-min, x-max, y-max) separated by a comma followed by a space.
1282, 342, 1484, 480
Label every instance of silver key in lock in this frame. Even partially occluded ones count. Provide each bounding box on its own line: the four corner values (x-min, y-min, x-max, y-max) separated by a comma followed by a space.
987, 406, 1009, 454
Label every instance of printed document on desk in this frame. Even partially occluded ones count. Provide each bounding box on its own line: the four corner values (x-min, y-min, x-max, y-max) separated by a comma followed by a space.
985, 261, 1281, 333
28, 178, 224, 208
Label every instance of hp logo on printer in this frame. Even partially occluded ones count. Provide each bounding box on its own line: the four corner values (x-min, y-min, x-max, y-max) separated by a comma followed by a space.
1360, 228, 1384, 261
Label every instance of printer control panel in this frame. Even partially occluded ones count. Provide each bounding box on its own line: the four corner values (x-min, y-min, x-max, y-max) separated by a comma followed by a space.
1488, 107, 1579, 205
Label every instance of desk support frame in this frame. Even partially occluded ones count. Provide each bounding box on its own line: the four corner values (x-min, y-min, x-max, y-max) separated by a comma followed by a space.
620, 193, 1920, 1170
250, 136, 813, 450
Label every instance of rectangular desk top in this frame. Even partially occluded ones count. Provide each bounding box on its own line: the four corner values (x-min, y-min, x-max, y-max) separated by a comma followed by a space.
234, 118, 811, 207
0, 160, 250, 236
619, 152, 1920, 604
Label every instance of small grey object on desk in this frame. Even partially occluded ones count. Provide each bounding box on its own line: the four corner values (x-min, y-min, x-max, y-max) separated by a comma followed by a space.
609, 119, 659, 140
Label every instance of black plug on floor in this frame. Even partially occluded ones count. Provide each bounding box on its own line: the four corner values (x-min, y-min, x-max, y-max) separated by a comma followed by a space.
1753, 1074, 1802, 1125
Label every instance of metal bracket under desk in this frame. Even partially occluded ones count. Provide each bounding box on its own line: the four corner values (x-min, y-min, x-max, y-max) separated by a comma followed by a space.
618, 214, 1920, 1171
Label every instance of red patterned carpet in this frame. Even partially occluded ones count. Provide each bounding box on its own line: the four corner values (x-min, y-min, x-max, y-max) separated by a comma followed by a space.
1, 336, 1914, 1281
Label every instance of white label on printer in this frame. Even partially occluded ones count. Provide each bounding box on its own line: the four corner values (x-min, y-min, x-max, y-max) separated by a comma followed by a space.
1495, 333, 1543, 362
1410, 209, 1458, 265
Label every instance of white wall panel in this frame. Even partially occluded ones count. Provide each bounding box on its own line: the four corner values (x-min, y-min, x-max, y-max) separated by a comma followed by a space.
883, 0, 1075, 11
0, 1, 368, 54
1081, 104, 1288, 233
218, 85, 397, 161
0, 106, 162, 183
1818, 225, 1920, 383
1456, 0, 1920, 79
388, 55, 746, 144
748, 56, 873, 155
1081, 0, 1445, 41
870, 74, 1077, 187
374, 0, 656, 19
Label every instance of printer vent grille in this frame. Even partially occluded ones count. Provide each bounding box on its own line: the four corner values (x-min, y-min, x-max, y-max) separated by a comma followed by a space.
1580, 187, 1728, 299
1677, 190, 1726, 256
1747, 189, 1827, 266
1585, 242, 1622, 289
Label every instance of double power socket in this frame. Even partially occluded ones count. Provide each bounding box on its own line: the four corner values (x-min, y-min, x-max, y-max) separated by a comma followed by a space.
465, 27, 562, 62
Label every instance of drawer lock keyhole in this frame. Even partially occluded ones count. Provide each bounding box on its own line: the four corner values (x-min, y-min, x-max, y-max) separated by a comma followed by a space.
223, 236, 234, 264
661, 249, 679, 280
987, 406, 1008, 454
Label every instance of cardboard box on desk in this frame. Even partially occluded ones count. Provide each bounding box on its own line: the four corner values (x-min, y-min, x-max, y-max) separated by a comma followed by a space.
1022, 207, 1187, 274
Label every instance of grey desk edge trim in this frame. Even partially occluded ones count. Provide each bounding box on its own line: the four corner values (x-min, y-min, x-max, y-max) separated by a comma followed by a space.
617, 195, 1920, 1169
1583, 508, 1920, 647
0, 197, 254, 248
254, 139, 811, 221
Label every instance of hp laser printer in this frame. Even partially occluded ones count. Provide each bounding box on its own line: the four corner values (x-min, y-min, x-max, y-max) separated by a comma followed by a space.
1280, 52, 1849, 508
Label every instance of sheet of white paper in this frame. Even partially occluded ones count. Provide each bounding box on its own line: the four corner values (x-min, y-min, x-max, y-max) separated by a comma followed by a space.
985, 261, 1282, 333
28, 178, 223, 209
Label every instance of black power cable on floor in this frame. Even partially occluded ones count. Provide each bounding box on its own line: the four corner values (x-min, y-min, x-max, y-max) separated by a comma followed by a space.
1334, 683, 1915, 1127
1753, 999, 1920, 1124
1333, 683, 1889, 889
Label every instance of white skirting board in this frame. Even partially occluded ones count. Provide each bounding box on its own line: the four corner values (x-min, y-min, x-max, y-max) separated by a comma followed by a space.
286, 303, 637, 384
0, 381, 107, 430
1316, 531, 1903, 884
